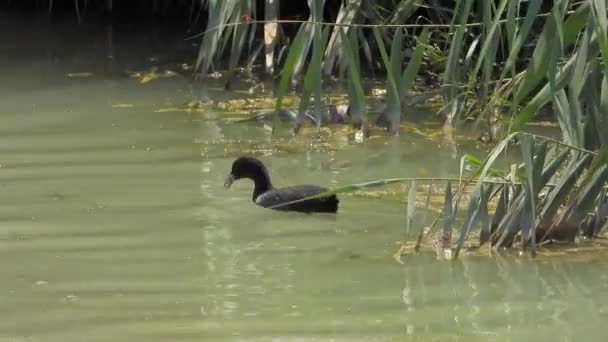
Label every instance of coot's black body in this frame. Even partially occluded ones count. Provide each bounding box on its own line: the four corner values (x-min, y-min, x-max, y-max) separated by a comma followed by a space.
225, 156, 339, 213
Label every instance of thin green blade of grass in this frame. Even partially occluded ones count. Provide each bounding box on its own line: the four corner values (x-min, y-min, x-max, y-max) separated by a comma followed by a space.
266, 175, 516, 211
532, 141, 549, 193
538, 152, 592, 227
311, 26, 330, 128
291, 0, 325, 81
296, 26, 330, 129
448, 0, 463, 27
247, 0, 257, 54
415, 180, 434, 252
499, 0, 542, 81
546, 0, 566, 94
443, 0, 474, 120
468, 0, 508, 88
226, 1, 251, 86
291, 27, 314, 82
464, 132, 523, 244
480, 0, 501, 102
454, 187, 482, 258
274, 29, 307, 130
195, 0, 236, 75
478, 185, 490, 248
389, 27, 403, 132
540, 147, 570, 186
509, 5, 592, 129
492, 188, 524, 246
554, 89, 585, 148
442, 181, 454, 250
583, 60, 607, 148
512, 39, 599, 131
246, 42, 264, 70
462, 153, 509, 178
266, 178, 412, 210
390, 27, 403, 82
493, 192, 525, 248
550, 161, 608, 240
349, 27, 361, 68
341, 28, 366, 126
569, 13, 593, 98
505, 0, 518, 52
322, 0, 361, 76
519, 135, 538, 249
600, 75, 608, 142
486, 184, 509, 245
590, 188, 608, 236
591, 198, 608, 236
471, 132, 520, 195
454, 184, 491, 257
296, 64, 326, 128
400, 27, 430, 99
490, 185, 525, 250
458, 154, 468, 190
406, 180, 416, 239
580, 146, 608, 189
463, 153, 483, 166
358, 29, 375, 74
373, 26, 401, 132
522, 187, 536, 256
297, 66, 314, 127
372, 27, 399, 96
387, 0, 419, 25
514, 3, 590, 104
591, 0, 608, 73
569, 164, 608, 220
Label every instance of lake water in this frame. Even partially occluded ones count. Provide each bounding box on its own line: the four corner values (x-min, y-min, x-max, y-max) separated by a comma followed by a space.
1, 12, 608, 342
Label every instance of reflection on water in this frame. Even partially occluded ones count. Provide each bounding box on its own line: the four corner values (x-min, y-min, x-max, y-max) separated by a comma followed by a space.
1, 14, 607, 342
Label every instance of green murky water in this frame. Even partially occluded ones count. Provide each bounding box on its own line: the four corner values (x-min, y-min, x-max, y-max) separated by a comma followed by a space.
2, 15, 608, 342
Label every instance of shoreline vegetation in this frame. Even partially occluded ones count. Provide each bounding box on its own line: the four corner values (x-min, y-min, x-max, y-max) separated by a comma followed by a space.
4, 0, 607, 259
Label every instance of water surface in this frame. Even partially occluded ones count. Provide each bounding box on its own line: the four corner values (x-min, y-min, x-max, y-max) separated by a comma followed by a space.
1, 15, 608, 342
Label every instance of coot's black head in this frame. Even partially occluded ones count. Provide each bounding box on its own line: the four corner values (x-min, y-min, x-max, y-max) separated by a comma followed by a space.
224, 156, 272, 194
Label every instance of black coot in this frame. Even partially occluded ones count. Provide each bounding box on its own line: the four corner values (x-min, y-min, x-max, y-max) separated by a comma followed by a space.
224, 156, 339, 213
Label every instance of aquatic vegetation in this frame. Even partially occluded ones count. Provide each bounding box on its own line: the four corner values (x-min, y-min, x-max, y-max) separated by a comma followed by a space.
27, 0, 608, 258
189, 1, 605, 139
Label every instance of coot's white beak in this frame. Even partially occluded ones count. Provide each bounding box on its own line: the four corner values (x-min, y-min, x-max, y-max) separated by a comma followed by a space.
224, 174, 235, 188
